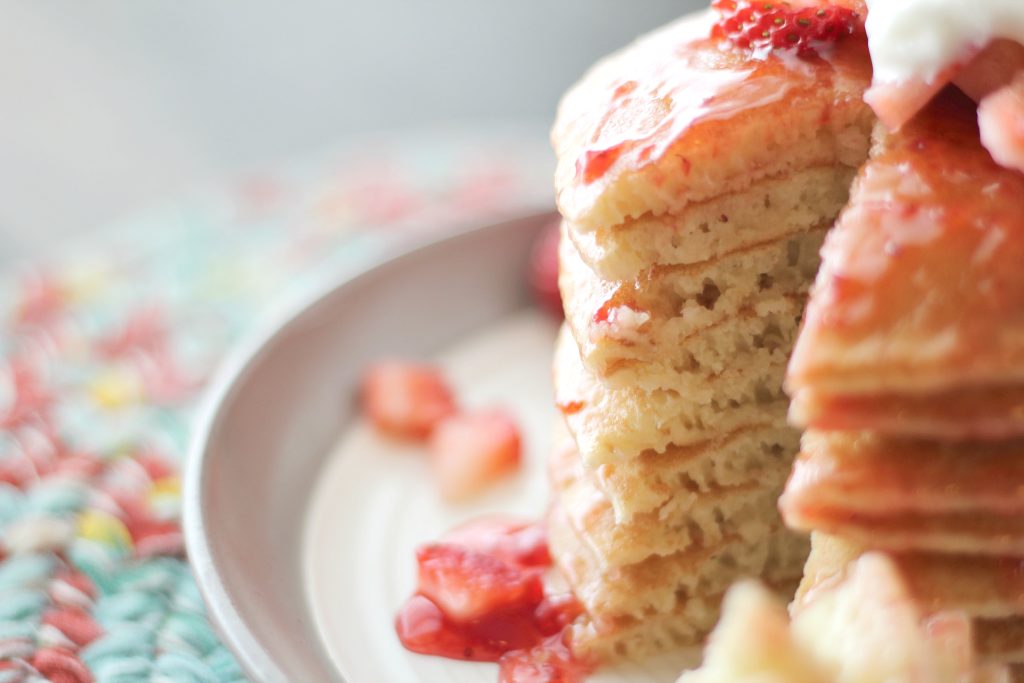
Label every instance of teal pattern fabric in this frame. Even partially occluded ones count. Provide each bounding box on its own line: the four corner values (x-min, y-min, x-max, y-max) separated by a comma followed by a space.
0, 131, 550, 682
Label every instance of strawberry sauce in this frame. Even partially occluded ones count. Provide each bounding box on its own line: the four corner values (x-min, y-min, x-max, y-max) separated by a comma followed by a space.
395, 516, 591, 682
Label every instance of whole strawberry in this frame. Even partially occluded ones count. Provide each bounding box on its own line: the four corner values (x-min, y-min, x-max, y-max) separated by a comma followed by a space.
711, 0, 863, 57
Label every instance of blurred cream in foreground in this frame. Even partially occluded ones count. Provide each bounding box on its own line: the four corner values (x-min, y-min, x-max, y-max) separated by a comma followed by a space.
679, 553, 1008, 683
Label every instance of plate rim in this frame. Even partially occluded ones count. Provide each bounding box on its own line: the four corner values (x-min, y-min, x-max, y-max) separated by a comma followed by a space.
182, 211, 553, 682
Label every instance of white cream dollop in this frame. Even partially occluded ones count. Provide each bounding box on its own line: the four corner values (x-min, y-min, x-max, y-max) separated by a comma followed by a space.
866, 0, 1024, 84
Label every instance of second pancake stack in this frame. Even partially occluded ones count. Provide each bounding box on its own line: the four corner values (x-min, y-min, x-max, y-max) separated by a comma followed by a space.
780, 93, 1024, 674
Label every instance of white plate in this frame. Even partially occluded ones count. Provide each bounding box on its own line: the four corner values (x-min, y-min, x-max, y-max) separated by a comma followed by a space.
184, 214, 691, 682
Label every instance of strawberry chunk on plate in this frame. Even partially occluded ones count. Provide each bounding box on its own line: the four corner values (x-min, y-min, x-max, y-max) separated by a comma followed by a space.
441, 516, 550, 568
361, 361, 457, 440
429, 409, 522, 500
416, 544, 543, 623
498, 633, 590, 683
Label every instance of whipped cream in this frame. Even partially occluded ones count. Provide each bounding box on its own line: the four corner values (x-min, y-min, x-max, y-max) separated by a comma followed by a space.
866, 0, 1024, 84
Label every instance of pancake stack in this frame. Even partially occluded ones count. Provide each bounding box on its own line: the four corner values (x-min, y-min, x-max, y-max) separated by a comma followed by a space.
547, 11, 875, 661
780, 91, 1024, 674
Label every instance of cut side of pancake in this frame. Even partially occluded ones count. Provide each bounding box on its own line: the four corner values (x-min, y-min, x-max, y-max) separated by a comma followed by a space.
552, 11, 873, 231
555, 324, 789, 465
583, 302, 805, 394
787, 92, 1024, 406
561, 221, 821, 388
568, 577, 803, 663
546, 4, 881, 670
549, 501, 805, 620
567, 165, 856, 281
595, 423, 799, 522
549, 427, 790, 567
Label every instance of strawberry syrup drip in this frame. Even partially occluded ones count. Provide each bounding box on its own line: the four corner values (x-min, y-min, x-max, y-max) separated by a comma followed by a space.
395, 517, 592, 682
579, 146, 626, 185
556, 401, 585, 416
592, 297, 641, 325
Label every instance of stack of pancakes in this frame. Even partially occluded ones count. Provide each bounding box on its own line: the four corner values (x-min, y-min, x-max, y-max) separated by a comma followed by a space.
547, 11, 875, 661
780, 91, 1024, 674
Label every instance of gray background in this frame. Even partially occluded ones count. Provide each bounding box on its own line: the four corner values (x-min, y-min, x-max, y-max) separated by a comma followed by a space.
0, 1, 702, 263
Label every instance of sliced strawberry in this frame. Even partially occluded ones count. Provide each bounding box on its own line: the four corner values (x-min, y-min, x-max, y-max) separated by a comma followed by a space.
428, 409, 522, 500
396, 594, 501, 661
361, 362, 457, 440
396, 594, 544, 662
441, 517, 551, 568
416, 543, 543, 623
529, 221, 564, 319
498, 634, 591, 683
711, 0, 863, 57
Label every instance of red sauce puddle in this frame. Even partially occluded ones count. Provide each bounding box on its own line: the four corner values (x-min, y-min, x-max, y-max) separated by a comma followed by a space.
395, 516, 593, 682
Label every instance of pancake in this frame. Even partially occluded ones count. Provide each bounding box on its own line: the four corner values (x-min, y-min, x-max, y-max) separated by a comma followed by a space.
560, 221, 819, 389
549, 501, 805, 621
594, 422, 798, 522
791, 385, 1024, 441
554, 324, 789, 465
782, 432, 1024, 517
797, 534, 1024, 621
976, 618, 1024, 665
787, 92, 1024, 419
552, 11, 873, 231
783, 505, 1024, 556
567, 165, 855, 281
549, 425, 790, 567
570, 578, 802, 664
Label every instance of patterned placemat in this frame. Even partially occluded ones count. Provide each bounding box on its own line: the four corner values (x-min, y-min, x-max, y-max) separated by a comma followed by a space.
0, 128, 552, 682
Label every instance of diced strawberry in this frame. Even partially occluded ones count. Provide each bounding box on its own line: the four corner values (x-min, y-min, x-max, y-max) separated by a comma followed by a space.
416, 544, 543, 623
498, 634, 591, 683
529, 221, 563, 319
441, 517, 551, 568
396, 594, 501, 661
396, 594, 543, 662
361, 362, 457, 440
428, 410, 522, 500
711, 0, 863, 57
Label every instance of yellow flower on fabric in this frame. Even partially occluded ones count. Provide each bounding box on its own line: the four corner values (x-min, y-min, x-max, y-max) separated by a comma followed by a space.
150, 476, 181, 498
77, 509, 132, 551
63, 261, 111, 303
149, 476, 182, 515
89, 369, 143, 409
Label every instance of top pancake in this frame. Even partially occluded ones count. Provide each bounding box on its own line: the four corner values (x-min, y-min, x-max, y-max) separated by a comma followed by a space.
788, 91, 1024, 406
552, 11, 872, 231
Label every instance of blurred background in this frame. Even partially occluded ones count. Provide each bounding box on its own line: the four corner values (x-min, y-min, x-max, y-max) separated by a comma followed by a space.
0, 0, 700, 263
